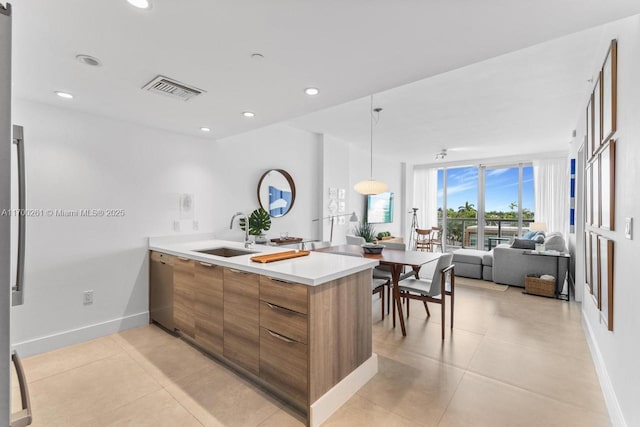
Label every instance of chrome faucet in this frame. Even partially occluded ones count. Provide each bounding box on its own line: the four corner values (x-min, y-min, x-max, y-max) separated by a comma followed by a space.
230, 212, 252, 248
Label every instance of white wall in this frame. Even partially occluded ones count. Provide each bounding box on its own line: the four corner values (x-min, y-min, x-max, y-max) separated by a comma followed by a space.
571, 15, 640, 427
212, 124, 322, 242
11, 99, 219, 355
320, 134, 351, 244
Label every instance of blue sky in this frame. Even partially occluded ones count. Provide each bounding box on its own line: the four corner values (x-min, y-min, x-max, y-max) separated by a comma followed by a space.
437, 166, 534, 213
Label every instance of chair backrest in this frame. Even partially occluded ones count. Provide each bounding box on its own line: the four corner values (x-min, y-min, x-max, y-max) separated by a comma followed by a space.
427, 253, 454, 296
415, 228, 432, 251
430, 227, 442, 241
415, 228, 431, 238
311, 241, 331, 250
381, 241, 406, 251
346, 235, 366, 245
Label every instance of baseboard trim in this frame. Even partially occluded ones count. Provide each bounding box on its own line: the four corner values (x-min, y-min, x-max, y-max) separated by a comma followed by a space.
12, 311, 149, 357
309, 353, 378, 427
582, 311, 626, 427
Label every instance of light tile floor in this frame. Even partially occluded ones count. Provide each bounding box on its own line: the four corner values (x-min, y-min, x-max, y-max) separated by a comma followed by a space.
12, 284, 610, 426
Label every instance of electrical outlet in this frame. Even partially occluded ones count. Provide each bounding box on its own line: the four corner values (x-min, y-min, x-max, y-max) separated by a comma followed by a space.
83, 290, 94, 305
193, 220, 199, 231
173, 220, 180, 232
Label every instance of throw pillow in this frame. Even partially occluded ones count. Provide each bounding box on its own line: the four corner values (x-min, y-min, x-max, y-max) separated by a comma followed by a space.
544, 234, 566, 252
511, 238, 536, 249
523, 231, 536, 240
532, 232, 546, 243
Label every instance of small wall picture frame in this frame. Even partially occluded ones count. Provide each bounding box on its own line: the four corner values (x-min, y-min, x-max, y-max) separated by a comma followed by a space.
179, 193, 195, 220
338, 188, 346, 200
593, 73, 602, 158
599, 140, 615, 230
585, 163, 592, 226
586, 93, 594, 160
328, 187, 338, 199
590, 232, 600, 308
598, 236, 614, 331
584, 230, 592, 294
592, 155, 600, 228
601, 39, 617, 145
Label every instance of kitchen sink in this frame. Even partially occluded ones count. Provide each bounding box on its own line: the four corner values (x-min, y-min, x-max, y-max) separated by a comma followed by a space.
194, 247, 257, 257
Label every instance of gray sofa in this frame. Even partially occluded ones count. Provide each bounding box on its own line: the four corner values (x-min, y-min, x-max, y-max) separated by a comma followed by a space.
492, 232, 568, 288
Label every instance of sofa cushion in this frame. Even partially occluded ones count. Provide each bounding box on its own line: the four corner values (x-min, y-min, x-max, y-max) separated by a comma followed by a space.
482, 252, 494, 266
522, 231, 536, 240
511, 238, 536, 249
452, 249, 485, 265
544, 233, 566, 252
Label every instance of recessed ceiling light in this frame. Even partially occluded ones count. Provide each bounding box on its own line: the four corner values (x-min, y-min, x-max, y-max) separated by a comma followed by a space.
126, 0, 151, 9
76, 54, 102, 67
251, 53, 264, 60
200, 127, 211, 132
55, 91, 73, 99
242, 111, 256, 118
304, 87, 319, 96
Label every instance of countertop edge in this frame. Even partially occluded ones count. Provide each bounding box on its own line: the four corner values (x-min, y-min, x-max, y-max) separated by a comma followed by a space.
149, 240, 378, 286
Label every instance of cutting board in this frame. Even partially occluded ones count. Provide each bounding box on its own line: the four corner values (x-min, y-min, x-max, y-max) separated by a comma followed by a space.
250, 250, 310, 263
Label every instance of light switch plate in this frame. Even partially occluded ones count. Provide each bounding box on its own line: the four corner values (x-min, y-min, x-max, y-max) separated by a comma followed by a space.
625, 217, 633, 239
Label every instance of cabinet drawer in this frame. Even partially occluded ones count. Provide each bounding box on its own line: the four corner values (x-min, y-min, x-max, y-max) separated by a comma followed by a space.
150, 251, 174, 265
173, 256, 194, 274
260, 301, 307, 344
260, 276, 308, 314
260, 327, 308, 407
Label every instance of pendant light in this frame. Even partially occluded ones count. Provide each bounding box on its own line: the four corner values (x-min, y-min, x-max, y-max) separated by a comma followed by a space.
354, 95, 388, 195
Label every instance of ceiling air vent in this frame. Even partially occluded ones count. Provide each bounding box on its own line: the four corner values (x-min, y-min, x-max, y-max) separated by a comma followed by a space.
142, 75, 205, 101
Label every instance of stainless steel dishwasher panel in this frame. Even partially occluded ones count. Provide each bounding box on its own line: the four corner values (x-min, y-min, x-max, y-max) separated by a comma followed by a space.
149, 251, 175, 331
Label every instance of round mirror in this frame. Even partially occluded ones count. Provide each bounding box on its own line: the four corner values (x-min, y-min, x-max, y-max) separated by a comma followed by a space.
257, 169, 296, 217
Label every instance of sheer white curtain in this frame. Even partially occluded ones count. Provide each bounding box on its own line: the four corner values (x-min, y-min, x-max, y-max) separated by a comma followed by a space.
413, 167, 438, 229
533, 158, 569, 237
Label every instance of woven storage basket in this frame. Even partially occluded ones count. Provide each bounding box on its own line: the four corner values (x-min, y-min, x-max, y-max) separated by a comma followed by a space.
524, 274, 555, 297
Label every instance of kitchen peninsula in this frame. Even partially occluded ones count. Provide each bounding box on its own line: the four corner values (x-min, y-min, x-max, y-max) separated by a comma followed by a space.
148, 237, 379, 427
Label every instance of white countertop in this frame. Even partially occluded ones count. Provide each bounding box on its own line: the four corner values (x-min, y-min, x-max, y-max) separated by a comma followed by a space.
149, 239, 378, 286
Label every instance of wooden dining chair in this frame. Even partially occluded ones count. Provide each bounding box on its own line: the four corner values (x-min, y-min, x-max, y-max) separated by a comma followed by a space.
332, 251, 389, 320
429, 227, 443, 252
415, 228, 432, 251
397, 253, 455, 339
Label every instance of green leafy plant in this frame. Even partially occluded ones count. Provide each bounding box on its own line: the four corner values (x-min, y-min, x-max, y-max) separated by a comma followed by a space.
239, 208, 272, 236
377, 231, 392, 240
354, 222, 376, 243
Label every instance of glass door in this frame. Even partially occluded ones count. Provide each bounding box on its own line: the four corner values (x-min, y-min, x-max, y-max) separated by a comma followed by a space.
440, 166, 478, 249
483, 165, 535, 250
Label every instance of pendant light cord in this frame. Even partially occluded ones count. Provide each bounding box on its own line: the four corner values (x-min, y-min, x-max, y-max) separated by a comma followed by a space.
370, 95, 382, 180
370, 95, 373, 179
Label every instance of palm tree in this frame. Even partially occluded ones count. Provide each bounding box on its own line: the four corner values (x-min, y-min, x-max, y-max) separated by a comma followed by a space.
458, 201, 476, 214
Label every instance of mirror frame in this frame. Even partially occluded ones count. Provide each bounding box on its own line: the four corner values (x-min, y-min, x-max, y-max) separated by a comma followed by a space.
257, 169, 296, 217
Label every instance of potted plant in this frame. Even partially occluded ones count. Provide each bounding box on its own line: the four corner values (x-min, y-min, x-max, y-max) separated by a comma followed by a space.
240, 208, 272, 243
353, 222, 376, 243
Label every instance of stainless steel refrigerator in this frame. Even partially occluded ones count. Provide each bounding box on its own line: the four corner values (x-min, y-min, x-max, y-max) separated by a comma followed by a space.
1, 3, 31, 426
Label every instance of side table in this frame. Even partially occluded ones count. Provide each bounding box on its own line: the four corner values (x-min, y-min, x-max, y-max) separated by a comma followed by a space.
523, 250, 571, 301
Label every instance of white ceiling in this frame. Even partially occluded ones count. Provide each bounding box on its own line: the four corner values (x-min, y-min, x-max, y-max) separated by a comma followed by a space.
9, 1, 640, 161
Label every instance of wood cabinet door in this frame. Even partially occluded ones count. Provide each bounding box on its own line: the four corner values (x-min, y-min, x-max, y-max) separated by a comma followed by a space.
259, 327, 308, 407
194, 261, 224, 355
223, 268, 260, 375
173, 257, 195, 337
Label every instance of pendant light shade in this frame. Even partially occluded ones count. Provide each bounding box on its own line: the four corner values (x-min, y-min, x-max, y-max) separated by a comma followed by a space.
354, 95, 387, 195
353, 179, 388, 195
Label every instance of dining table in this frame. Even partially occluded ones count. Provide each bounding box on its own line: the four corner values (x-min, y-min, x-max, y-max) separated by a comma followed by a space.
315, 244, 442, 336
